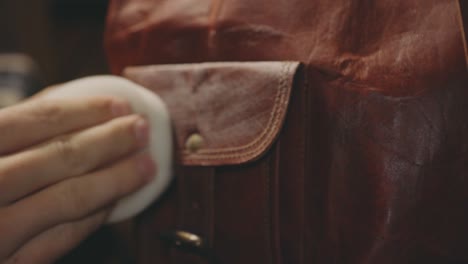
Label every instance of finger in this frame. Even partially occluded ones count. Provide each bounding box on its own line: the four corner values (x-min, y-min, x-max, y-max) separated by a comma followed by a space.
5, 210, 109, 264
0, 152, 155, 259
0, 96, 131, 155
0, 114, 149, 205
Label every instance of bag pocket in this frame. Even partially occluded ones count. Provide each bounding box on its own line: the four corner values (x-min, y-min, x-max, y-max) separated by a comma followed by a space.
124, 61, 305, 264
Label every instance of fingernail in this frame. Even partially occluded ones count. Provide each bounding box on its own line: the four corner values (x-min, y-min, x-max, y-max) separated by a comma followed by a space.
134, 117, 149, 147
137, 154, 156, 182
112, 100, 131, 117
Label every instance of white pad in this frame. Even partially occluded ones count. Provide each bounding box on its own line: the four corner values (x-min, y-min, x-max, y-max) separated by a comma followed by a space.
43, 76, 173, 223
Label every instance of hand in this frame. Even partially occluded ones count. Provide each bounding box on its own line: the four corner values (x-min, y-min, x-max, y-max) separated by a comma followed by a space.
0, 96, 155, 263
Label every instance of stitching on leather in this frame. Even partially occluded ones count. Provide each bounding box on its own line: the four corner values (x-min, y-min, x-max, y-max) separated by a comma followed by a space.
184, 62, 296, 163
186, 63, 293, 161
184, 62, 288, 157
191, 69, 284, 154
456, 0, 468, 71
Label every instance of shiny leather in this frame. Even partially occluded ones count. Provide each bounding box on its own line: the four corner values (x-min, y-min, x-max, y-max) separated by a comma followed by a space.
102, 1, 468, 263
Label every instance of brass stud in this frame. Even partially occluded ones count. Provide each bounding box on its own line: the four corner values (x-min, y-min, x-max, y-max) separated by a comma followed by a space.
159, 230, 206, 251
174, 230, 204, 247
186, 133, 204, 153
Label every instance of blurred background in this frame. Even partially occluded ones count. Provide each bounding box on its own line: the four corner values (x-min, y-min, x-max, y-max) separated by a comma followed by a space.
0, 0, 109, 105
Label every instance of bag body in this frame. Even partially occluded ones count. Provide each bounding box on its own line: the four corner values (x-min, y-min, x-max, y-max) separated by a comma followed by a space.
101, 1, 468, 263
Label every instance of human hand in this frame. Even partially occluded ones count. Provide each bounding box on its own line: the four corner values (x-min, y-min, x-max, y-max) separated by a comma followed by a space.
0, 96, 155, 263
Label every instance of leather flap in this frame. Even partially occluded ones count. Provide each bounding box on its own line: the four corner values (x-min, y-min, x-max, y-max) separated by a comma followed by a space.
123, 61, 300, 166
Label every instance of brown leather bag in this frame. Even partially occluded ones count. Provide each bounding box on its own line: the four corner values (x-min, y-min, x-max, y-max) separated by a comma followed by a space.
95, 1, 468, 263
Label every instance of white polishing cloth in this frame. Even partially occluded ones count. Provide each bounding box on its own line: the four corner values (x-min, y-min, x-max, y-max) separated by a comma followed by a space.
43, 75, 173, 223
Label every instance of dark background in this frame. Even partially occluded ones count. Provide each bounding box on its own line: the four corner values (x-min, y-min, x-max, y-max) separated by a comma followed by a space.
0, 0, 110, 87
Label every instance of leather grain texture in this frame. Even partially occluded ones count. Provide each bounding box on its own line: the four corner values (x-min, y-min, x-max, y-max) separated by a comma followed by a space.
124, 61, 300, 166
100, 0, 468, 263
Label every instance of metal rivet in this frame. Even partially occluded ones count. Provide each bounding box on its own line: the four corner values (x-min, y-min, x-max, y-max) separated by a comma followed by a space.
174, 231, 204, 247
159, 230, 212, 258
186, 133, 204, 153
159, 230, 206, 249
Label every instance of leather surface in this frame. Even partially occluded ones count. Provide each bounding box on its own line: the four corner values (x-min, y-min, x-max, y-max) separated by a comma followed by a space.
103, 1, 468, 263
458, 0, 468, 68
124, 61, 299, 166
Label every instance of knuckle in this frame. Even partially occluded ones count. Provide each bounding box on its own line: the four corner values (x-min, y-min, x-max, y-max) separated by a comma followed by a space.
52, 136, 84, 173
35, 100, 65, 126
